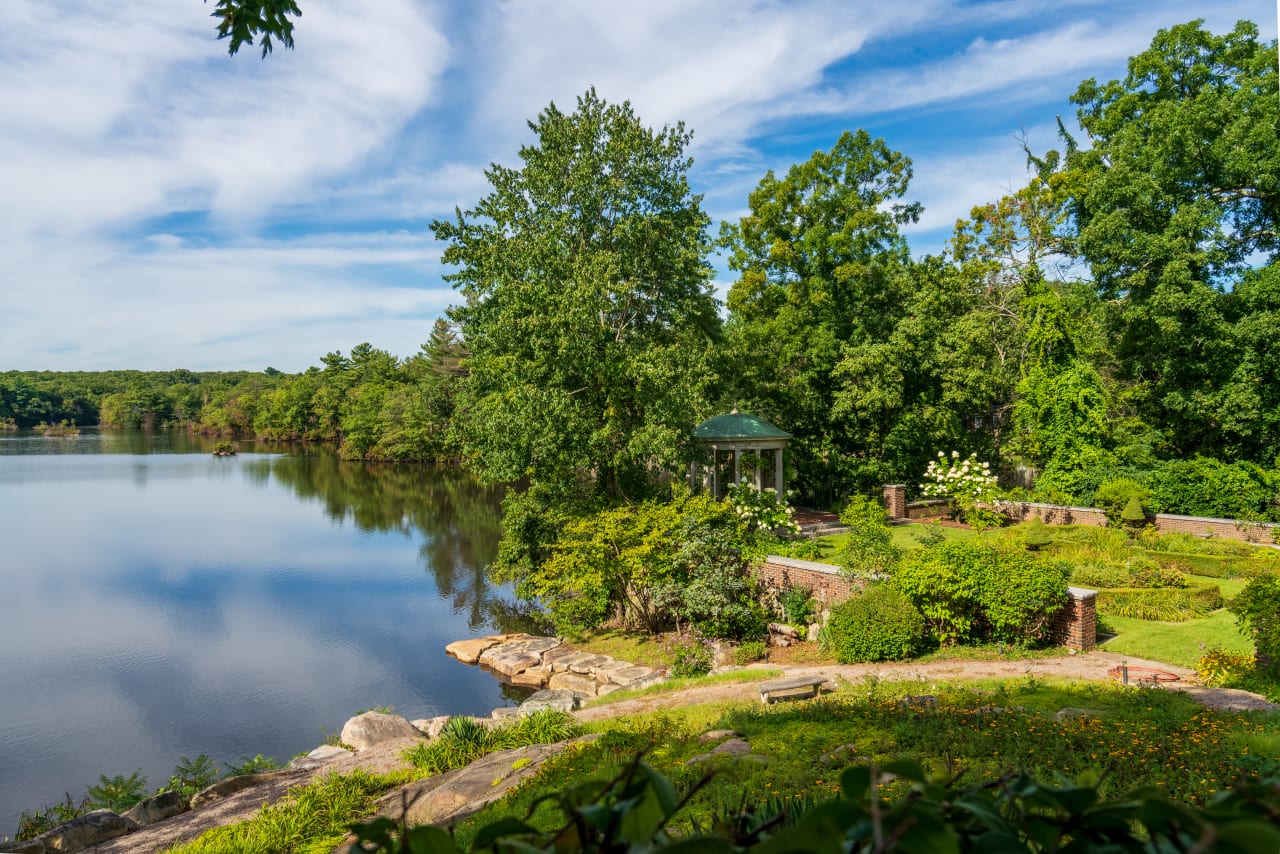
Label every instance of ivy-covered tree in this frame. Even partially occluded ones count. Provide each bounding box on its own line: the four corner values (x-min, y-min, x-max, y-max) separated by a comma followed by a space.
433, 89, 721, 499
1064, 19, 1280, 458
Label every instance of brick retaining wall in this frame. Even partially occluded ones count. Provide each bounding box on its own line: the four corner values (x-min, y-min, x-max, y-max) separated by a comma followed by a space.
904, 498, 951, 520
754, 556, 865, 607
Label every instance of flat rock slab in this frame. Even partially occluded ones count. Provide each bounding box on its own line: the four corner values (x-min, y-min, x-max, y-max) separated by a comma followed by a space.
368, 736, 601, 829
609, 665, 656, 686
567, 654, 611, 675
480, 638, 563, 676
37, 810, 138, 853
190, 769, 299, 810
446, 634, 525, 665
548, 650, 602, 673
510, 666, 550, 688
548, 671, 598, 696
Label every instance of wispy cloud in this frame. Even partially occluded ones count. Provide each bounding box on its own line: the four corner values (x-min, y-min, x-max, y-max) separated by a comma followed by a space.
0, 0, 1272, 370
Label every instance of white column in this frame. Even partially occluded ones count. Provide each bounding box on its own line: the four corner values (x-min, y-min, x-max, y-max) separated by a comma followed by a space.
733, 448, 741, 486
775, 447, 784, 494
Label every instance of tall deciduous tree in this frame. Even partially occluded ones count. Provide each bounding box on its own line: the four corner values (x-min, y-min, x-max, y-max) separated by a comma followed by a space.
1065, 19, 1280, 457
433, 89, 720, 498
722, 130, 920, 502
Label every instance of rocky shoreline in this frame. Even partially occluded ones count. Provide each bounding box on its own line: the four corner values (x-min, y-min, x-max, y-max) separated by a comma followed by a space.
1, 635, 669, 853
445, 633, 666, 701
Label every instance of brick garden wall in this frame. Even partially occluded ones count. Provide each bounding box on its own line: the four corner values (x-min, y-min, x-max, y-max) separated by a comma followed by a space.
754, 556, 865, 609
999, 501, 1278, 544
903, 498, 951, 520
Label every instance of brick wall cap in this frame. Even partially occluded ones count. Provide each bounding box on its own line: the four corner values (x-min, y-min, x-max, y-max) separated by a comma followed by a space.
884, 483, 907, 488
1002, 500, 1100, 514
1067, 586, 1098, 600
1153, 512, 1277, 527
763, 556, 843, 575
905, 498, 950, 507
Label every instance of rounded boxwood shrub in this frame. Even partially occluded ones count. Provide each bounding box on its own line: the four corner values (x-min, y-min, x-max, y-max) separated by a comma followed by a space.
822, 584, 926, 663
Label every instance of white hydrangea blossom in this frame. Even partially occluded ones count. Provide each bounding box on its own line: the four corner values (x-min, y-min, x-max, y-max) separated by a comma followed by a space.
919, 452, 997, 499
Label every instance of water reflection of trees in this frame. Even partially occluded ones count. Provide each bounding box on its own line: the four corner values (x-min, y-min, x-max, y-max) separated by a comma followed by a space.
243, 450, 530, 632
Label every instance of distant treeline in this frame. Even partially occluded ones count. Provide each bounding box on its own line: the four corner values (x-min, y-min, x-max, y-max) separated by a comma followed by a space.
0, 321, 466, 462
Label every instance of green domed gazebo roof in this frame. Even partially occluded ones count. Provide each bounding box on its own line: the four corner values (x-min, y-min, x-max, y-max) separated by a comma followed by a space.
693, 408, 791, 441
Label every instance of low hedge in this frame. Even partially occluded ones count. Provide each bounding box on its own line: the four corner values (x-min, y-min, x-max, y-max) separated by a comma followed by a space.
1137, 549, 1277, 579
1096, 586, 1225, 622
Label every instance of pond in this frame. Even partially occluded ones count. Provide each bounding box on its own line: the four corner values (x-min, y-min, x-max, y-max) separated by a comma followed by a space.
0, 430, 525, 836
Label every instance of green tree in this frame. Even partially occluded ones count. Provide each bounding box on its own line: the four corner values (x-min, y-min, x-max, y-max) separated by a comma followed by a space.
722, 130, 921, 503
1064, 19, 1279, 458
433, 89, 720, 499
207, 0, 300, 57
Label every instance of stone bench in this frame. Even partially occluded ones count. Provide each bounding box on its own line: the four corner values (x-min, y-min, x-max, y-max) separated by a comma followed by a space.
758, 674, 829, 704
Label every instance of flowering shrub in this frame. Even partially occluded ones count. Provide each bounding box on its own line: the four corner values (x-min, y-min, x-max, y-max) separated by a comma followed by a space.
725, 479, 800, 535
920, 451, 998, 499
920, 452, 1002, 530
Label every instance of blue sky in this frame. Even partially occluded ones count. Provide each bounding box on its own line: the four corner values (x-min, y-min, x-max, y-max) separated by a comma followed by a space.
1, 1, 1274, 371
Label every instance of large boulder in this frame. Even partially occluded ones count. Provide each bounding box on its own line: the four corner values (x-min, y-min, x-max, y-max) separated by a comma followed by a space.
518, 689, 580, 715
340, 711, 426, 751
1, 838, 47, 853
122, 790, 186, 826
37, 810, 137, 852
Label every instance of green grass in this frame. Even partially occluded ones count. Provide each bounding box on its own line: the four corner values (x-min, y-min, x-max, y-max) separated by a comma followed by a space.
1098, 609, 1252, 669
815, 521, 978, 560
572, 628, 675, 668
454, 679, 1280, 847
583, 667, 784, 707
163, 768, 401, 854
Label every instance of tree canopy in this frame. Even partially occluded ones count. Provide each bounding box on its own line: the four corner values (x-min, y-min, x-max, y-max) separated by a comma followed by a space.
433, 88, 721, 499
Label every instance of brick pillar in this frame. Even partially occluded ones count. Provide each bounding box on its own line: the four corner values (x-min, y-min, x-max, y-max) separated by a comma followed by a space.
1050, 587, 1097, 651
883, 484, 907, 520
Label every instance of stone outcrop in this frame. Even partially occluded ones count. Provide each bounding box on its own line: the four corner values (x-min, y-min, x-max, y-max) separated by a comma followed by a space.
518, 689, 580, 715
340, 711, 426, 751
121, 791, 185, 827
190, 769, 299, 810
1, 838, 46, 854
364, 736, 601, 831
35, 810, 137, 853
449, 634, 665, 701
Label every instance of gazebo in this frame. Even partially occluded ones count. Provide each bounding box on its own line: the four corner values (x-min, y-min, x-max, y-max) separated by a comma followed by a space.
690, 407, 791, 498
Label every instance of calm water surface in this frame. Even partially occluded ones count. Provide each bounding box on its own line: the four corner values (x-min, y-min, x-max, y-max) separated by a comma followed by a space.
0, 430, 524, 835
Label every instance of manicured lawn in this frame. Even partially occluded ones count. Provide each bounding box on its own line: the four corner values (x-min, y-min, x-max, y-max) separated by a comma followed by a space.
815, 520, 978, 560
1098, 609, 1252, 669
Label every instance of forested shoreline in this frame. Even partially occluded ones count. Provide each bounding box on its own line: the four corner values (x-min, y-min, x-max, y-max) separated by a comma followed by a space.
4, 19, 1278, 520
